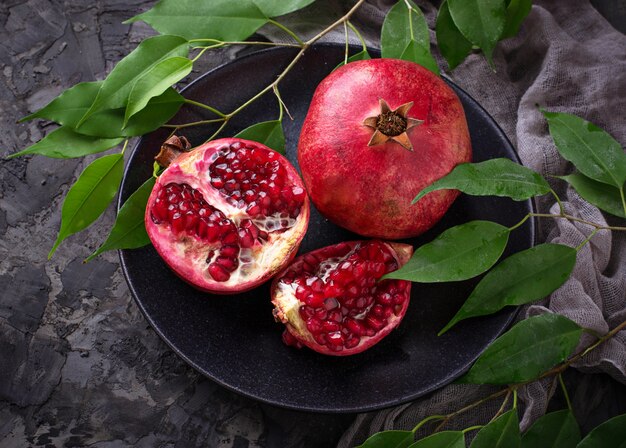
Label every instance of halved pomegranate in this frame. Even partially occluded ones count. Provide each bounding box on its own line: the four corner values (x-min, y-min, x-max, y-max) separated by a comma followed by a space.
145, 137, 310, 294
271, 240, 413, 356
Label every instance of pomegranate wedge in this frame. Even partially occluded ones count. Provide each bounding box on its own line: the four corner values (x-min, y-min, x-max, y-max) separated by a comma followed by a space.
272, 240, 413, 355
145, 138, 310, 294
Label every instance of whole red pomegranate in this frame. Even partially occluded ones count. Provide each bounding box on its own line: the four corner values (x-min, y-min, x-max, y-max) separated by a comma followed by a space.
298, 58, 471, 239
145, 137, 309, 294
272, 240, 412, 356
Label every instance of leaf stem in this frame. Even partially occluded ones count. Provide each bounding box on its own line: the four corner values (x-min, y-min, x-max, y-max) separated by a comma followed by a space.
550, 188, 565, 215
462, 425, 484, 434
433, 389, 510, 433
558, 373, 573, 412
162, 118, 226, 129
411, 415, 446, 434
120, 139, 129, 155
190, 39, 302, 48
508, 214, 530, 232
184, 99, 226, 117
206, 117, 229, 142
576, 228, 598, 251
191, 46, 216, 62
343, 21, 349, 65
347, 20, 367, 51
490, 390, 512, 422
268, 19, 305, 46
513, 388, 518, 409
530, 212, 626, 232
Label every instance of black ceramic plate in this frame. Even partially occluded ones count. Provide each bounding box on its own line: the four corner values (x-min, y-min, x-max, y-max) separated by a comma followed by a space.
119, 44, 535, 413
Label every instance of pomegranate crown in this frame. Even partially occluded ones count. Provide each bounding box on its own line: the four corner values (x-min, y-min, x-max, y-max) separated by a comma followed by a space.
362, 99, 423, 151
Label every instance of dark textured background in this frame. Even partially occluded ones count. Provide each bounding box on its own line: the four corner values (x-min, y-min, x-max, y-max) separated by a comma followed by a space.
1, 1, 625, 447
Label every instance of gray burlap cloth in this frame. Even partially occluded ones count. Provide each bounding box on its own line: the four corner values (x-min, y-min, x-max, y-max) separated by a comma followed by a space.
262, 0, 626, 445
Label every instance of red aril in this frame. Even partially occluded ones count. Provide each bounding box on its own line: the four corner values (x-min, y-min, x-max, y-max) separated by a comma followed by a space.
298, 58, 472, 239
145, 137, 309, 294
271, 240, 413, 356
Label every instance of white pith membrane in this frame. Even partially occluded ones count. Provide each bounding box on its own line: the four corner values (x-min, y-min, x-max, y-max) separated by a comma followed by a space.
272, 241, 412, 354
146, 142, 309, 292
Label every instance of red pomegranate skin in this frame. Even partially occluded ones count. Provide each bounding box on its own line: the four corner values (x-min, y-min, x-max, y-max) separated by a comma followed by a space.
298, 58, 472, 239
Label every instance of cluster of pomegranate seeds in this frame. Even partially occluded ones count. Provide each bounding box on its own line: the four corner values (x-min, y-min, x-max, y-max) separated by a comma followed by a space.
209, 142, 306, 219
281, 241, 410, 352
150, 183, 270, 283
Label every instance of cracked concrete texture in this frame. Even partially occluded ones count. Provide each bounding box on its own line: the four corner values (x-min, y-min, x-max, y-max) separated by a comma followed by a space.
0, 1, 353, 446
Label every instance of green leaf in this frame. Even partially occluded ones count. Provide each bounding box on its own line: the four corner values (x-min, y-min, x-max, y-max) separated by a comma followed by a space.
49, 154, 125, 258
334, 49, 372, 70
399, 40, 440, 75
447, 0, 507, 65
471, 410, 520, 448
409, 431, 465, 448
459, 313, 582, 385
8, 127, 123, 159
560, 173, 626, 218
577, 413, 626, 448
126, 0, 268, 41
357, 430, 414, 448
436, 0, 472, 70
125, 56, 193, 126
381, 0, 438, 74
521, 410, 580, 448
234, 120, 285, 154
21, 81, 102, 123
78, 35, 189, 127
86, 177, 156, 261
383, 221, 510, 283
439, 243, 576, 335
501, 0, 532, 39
22, 81, 184, 138
542, 110, 626, 189
253, 0, 315, 17
413, 159, 551, 204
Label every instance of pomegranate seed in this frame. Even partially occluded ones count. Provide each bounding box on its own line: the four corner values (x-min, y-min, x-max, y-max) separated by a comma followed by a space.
314, 308, 328, 320
345, 337, 360, 349
208, 264, 230, 282
239, 229, 255, 248
377, 292, 393, 306
345, 318, 364, 336
221, 245, 239, 258
322, 321, 341, 333
326, 332, 344, 346
306, 318, 323, 333
216, 256, 237, 271
365, 315, 385, 331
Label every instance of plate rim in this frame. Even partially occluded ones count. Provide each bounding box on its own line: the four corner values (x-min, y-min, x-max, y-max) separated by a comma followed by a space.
118, 43, 536, 413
